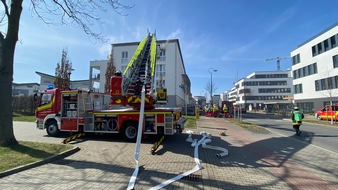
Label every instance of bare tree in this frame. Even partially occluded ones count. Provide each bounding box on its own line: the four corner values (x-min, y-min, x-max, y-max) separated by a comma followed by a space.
104, 54, 116, 93
204, 80, 218, 104
54, 49, 72, 89
0, 0, 132, 146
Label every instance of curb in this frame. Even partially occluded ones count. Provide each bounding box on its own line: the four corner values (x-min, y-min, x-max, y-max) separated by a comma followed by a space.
0, 146, 80, 178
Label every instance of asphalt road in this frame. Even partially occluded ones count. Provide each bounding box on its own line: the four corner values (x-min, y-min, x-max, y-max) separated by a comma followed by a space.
242, 113, 338, 154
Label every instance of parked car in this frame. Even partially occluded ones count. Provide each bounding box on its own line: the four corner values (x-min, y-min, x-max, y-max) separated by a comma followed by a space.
315, 104, 338, 120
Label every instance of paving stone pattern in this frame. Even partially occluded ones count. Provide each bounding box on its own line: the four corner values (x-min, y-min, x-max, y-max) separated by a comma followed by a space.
1, 118, 337, 190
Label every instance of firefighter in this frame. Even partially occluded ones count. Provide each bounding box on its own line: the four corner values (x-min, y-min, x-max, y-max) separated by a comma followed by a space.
205, 104, 211, 117
223, 104, 228, 118
291, 107, 304, 136
212, 104, 219, 117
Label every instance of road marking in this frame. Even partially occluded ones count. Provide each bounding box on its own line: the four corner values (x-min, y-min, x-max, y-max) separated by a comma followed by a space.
267, 129, 338, 155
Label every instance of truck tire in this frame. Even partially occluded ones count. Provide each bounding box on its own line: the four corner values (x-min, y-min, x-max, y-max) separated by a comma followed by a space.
317, 115, 322, 120
121, 122, 138, 141
46, 120, 60, 137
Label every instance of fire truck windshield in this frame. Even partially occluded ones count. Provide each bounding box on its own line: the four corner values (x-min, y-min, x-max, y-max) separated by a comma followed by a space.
41, 93, 52, 105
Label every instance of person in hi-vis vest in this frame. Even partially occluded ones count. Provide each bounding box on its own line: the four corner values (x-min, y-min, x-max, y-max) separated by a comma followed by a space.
223, 104, 228, 117
291, 107, 304, 136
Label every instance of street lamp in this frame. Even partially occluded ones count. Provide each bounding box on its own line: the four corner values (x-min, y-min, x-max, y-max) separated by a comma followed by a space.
67, 68, 74, 89
179, 84, 187, 116
208, 68, 217, 105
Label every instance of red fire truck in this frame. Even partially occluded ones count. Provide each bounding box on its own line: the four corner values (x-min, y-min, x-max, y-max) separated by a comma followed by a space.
35, 33, 185, 141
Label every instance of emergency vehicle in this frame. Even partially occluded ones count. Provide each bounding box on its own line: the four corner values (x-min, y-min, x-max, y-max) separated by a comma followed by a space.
315, 104, 338, 120
35, 33, 185, 141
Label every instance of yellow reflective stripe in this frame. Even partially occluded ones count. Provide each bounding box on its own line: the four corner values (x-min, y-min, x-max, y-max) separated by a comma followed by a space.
127, 96, 133, 103
93, 111, 172, 115
62, 91, 78, 95
150, 35, 157, 77
37, 96, 55, 111
124, 35, 149, 75
134, 97, 141, 103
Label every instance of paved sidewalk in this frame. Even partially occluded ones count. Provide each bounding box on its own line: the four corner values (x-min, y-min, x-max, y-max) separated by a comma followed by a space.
196, 116, 338, 190
1, 118, 337, 189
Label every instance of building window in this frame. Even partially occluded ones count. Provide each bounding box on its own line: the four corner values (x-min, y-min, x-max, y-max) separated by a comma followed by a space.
312, 34, 338, 57
312, 46, 317, 57
308, 65, 313, 75
156, 80, 165, 87
314, 63, 317, 74
328, 77, 334, 89
156, 64, 165, 78
324, 39, 329, 51
334, 76, 338, 88
333, 55, 338, 68
293, 70, 297, 79
298, 69, 303, 78
294, 84, 303, 94
159, 50, 166, 61
122, 51, 128, 63
315, 80, 320, 91
331, 35, 336, 48
321, 79, 327, 90
317, 42, 323, 54
292, 54, 301, 65
303, 67, 308, 77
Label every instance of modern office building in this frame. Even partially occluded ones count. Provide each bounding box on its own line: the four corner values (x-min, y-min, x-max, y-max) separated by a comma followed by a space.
291, 22, 338, 113
229, 70, 293, 114
89, 38, 191, 109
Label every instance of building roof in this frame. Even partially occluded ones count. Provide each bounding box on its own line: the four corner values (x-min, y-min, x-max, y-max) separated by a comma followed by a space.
13, 82, 40, 86
297, 22, 338, 48
35, 71, 89, 82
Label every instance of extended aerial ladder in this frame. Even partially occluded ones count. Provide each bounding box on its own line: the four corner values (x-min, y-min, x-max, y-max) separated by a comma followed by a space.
110, 33, 167, 109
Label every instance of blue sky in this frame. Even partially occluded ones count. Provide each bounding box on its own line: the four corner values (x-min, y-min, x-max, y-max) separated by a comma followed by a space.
10, 0, 338, 97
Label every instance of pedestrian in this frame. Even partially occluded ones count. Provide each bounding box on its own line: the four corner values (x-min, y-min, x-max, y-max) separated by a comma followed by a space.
291, 107, 304, 136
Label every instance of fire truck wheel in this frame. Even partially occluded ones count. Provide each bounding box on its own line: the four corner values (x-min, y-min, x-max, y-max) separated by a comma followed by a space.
46, 120, 60, 137
121, 122, 138, 141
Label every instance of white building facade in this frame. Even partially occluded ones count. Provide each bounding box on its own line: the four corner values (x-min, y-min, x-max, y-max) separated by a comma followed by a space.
291, 23, 338, 113
89, 39, 191, 108
230, 70, 293, 114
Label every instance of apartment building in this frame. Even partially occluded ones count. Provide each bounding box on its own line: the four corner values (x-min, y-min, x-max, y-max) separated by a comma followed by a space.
229, 70, 293, 114
291, 22, 338, 113
89, 38, 191, 108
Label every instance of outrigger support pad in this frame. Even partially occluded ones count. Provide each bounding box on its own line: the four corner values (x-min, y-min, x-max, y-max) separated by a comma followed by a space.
62, 133, 85, 144
151, 135, 165, 155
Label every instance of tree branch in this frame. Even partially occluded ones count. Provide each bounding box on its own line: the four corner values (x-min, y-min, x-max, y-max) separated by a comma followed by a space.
28, 0, 133, 42
1, 0, 10, 17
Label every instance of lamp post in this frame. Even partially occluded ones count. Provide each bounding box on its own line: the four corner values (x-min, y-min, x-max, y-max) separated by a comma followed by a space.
180, 84, 187, 116
67, 68, 74, 89
208, 68, 217, 105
